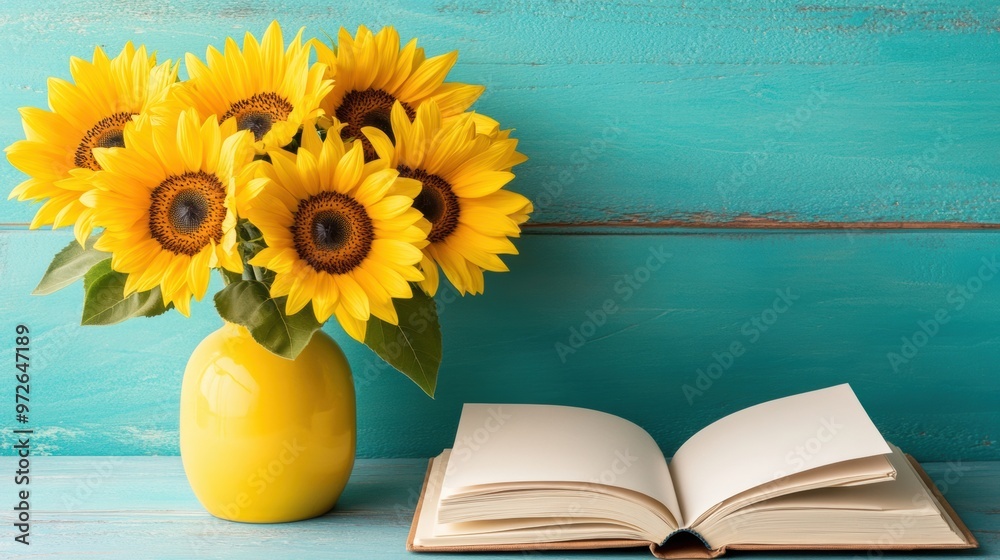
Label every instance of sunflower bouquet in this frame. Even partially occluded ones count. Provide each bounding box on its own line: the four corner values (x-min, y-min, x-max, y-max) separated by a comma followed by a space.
6, 22, 530, 396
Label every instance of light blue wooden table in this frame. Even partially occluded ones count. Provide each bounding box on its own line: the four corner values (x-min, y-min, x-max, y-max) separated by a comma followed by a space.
1, 0, 998, 557
0, 457, 996, 559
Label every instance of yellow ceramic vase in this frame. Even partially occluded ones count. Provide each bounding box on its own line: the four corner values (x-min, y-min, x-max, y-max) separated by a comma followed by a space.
179, 322, 355, 523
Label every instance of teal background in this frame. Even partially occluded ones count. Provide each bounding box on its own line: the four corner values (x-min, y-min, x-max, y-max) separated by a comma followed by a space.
1, 1, 998, 461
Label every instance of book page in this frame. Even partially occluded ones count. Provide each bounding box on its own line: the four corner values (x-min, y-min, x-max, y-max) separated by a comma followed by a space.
413, 451, 657, 547
669, 384, 892, 526
697, 445, 969, 547
440, 403, 681, 525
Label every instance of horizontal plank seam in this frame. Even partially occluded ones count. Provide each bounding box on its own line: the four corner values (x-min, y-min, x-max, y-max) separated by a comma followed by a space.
524, 220, 1000, 231
4, 221, 1000, 233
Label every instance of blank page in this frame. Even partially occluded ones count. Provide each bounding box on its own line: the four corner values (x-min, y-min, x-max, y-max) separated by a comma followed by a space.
669, 384, 892, 525
440, 403, 681, 525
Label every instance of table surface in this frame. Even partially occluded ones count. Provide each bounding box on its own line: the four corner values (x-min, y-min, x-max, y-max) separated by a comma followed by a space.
0, 457, 996, 559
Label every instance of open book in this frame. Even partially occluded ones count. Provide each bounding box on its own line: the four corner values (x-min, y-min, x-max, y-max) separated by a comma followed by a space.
408, 385, 977, 558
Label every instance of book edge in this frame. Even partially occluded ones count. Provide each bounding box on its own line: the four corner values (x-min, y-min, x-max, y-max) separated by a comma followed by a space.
404, 457, 434, 552
718, 454, 978, 553
407, 454, 978, 556
906, 453, 978, 549
405, 455, 651, 553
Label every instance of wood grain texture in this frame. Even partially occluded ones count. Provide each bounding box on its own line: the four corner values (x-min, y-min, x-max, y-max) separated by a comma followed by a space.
1, 0, 999, 225
2, 230, 998, 461
0, 456, 995, 558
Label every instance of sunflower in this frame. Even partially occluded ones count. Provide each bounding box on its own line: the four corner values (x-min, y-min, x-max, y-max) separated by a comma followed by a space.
5, 43, 177, 244
362, 102, 531, 296
82, 108, 255, 316
314, 25, 484, 161
246, 125, 429, 341
177, 21, 332, 154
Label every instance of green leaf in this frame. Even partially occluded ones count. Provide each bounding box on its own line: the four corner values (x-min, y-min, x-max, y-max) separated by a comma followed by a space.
235, 219, 274, 284
214, 280, 323, 359
364, 288, 441, 397
33, 235, 109, 295
219, 267, 243, 286
81, 260, 172, 325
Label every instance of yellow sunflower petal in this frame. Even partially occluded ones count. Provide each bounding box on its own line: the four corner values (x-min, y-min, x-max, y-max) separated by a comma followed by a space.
285, 269, 317, 316
397, 51, 458, 101
360, 126, 397, 165
333, 142, 364, 193
377, 101, 530, 296
429, 243, 472, 295
241, 114, 432, 330
335, 274, 371, 321
366, 194, 416, 220
452, 171, 514, 198
417, 253, 441, 296
371, 238, 424, 265
172, 287, 193, 317
311, 273, 340, 323
176, 109, 203, 171
429, 82, 485, 116
334, 303, 367, 342
180, 21, 331, 153
86, 110, 243, 311
7, 43, 173, 235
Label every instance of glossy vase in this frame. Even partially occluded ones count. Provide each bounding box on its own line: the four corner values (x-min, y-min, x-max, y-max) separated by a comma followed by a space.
179, 322, 355, 523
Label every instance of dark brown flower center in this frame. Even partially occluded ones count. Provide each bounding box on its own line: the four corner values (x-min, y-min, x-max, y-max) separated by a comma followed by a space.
336, 89, 414, 160
292, 191, 374, 274
148, 171, 227, 256
74, 112, 134, 171
398, 166, 460, 243
221, 92, 294, 141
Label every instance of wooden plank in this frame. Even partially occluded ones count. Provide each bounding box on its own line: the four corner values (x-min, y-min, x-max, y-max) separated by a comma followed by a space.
1, 0, 999, 225
1, 229, 998, 460
0, 457, 995, 558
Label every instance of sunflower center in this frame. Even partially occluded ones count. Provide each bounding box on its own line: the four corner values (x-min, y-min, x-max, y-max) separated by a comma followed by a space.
74, 112, 135, 171
148, 171, 228, 256
336, 89, 414, 160
361, 110, 393, 140
313, 211, 350, 250
221, 92, 294, 141
293, 191, 374, 274
170, 191, 209, 234
399, 166, 460, 243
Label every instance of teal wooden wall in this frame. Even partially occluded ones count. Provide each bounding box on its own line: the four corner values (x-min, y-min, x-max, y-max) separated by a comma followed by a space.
1, 1, 998, 461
